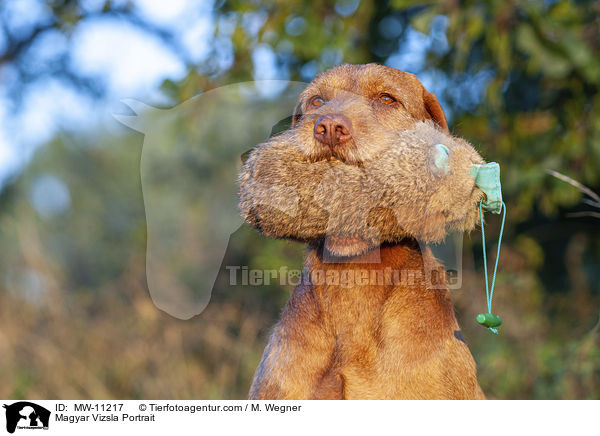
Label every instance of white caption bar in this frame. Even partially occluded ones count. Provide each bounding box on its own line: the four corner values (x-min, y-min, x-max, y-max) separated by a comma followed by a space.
0, 400, 597, 436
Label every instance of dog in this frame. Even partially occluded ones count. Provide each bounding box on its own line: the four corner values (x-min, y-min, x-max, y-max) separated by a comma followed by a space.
239, 63, 487, 399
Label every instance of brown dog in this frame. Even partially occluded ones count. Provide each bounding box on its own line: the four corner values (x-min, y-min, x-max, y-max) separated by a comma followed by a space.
239, 63, 486, 399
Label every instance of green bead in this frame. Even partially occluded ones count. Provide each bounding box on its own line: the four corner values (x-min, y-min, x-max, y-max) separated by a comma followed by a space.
476, 312, 502, 328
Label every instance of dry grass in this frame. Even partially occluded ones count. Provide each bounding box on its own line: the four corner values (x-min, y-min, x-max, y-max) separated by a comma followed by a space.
0, 254, 271, 399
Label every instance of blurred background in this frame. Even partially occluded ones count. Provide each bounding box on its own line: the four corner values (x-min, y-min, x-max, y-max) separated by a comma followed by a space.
0, 0, 599, 399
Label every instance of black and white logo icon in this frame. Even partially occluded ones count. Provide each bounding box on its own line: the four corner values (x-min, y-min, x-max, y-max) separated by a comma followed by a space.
3, 402, 50, 433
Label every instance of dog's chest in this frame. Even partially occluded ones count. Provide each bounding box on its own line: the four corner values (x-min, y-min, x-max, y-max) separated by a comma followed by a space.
313, 277, 463, 399
317, 279, 437, 357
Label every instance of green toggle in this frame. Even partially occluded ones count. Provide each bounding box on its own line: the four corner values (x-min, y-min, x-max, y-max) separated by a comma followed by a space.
476, 312, 503, 328
471, 162, 503, 214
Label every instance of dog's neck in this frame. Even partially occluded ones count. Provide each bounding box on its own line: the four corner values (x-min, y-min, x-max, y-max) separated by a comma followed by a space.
313, 238, 421, 262
304, 239, 457, 334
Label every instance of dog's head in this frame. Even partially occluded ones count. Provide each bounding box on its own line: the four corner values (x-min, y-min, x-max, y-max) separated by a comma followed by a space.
239, 64, 486, 257
291, 63, 449, 166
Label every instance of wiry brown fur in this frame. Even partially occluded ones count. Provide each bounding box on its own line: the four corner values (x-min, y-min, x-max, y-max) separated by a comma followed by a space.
239, 64, 487, 399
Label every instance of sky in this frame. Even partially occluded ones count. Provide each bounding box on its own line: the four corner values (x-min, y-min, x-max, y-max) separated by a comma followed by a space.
0, 0, 215, 185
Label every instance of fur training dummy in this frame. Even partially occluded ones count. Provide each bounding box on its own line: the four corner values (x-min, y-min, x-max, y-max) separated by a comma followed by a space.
239, 120, 486, 256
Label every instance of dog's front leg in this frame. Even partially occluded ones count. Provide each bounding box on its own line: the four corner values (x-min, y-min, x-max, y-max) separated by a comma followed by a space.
248, 282, 338, 399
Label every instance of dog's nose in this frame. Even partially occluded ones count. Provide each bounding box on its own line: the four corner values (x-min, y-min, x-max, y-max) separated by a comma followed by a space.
314, 114, 352, 147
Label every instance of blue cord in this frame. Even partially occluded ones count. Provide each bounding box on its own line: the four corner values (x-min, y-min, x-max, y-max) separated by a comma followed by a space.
479, 200, 506, 334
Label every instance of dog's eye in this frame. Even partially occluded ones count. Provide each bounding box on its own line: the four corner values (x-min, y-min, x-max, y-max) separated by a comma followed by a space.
378, 93, 396, 104
310, 96, 325, 107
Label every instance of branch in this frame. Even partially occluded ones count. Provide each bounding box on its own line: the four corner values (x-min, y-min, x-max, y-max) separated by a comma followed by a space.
0, 20, 57, 64
567, 212, 600, 219
547, 169, 600, 205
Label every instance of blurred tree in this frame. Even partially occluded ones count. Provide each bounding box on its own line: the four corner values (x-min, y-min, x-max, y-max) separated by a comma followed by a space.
0, 0, 598, 399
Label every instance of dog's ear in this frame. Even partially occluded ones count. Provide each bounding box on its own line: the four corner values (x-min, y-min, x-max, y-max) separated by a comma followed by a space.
291, 99, 303, 127
423, 89, 449, 134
